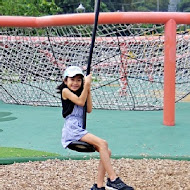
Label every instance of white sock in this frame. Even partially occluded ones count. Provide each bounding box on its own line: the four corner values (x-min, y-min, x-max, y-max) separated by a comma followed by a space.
111, 178, 117, 182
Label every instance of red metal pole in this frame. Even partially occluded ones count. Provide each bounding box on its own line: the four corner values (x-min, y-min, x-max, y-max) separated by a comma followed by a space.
0, 12, 190, 27
163, 19, 176, 126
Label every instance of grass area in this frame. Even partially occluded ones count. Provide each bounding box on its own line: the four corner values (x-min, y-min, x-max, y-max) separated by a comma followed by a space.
0, 147, 61, 158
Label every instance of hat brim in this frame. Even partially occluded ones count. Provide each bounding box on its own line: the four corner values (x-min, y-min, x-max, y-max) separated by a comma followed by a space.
63, 66, 84, 80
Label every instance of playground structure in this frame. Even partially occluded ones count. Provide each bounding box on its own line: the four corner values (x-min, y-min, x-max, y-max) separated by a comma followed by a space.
0, 12, 190, 126
0, 12, 190, 190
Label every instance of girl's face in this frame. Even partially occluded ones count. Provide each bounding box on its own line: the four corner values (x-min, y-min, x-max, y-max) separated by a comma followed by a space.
65, 75, 83, 92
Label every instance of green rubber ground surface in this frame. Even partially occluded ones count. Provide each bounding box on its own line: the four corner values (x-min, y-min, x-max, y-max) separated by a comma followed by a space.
0, 100, 190, 164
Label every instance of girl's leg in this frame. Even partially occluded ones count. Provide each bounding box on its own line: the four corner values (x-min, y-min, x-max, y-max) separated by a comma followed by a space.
97, 160, 106, 187
97, 148, 111, 187
80, 133, 117, 187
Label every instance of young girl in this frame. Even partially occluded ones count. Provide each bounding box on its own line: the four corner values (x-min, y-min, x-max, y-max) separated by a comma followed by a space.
57, 66, 134, 190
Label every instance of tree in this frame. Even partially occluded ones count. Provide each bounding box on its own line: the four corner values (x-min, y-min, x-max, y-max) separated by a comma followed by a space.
0, 0, 62, 16
55, 0, 109, 14
178, 0, 190, 12
135, 0, 169, 12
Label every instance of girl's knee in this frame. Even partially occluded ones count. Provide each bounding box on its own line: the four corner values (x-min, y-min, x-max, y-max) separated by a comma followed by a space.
98, 139, 111, 154
108, 149, 112, 157
98, 139, 108, 150
102, 139, 108, 148
99, 141, 111, 157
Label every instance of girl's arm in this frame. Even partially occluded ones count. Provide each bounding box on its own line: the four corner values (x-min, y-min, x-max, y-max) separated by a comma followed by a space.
87, 89, 92, 113
62, 74, 92, 107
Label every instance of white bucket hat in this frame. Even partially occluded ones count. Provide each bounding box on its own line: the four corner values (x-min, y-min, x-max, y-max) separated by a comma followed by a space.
63, 66, 84, 80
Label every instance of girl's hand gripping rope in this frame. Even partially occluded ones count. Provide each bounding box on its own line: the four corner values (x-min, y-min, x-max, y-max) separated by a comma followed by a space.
84, 74, 92, 90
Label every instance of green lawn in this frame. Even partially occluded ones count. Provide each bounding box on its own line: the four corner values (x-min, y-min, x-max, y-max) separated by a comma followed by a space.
0, 147, 60, 158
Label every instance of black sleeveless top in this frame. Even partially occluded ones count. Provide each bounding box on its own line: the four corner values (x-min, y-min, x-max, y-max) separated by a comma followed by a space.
61, 86, 83, 118
61, 96, 74, 118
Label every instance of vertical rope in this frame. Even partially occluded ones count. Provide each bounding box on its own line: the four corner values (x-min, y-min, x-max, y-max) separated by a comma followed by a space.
83, 0, 101, 129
